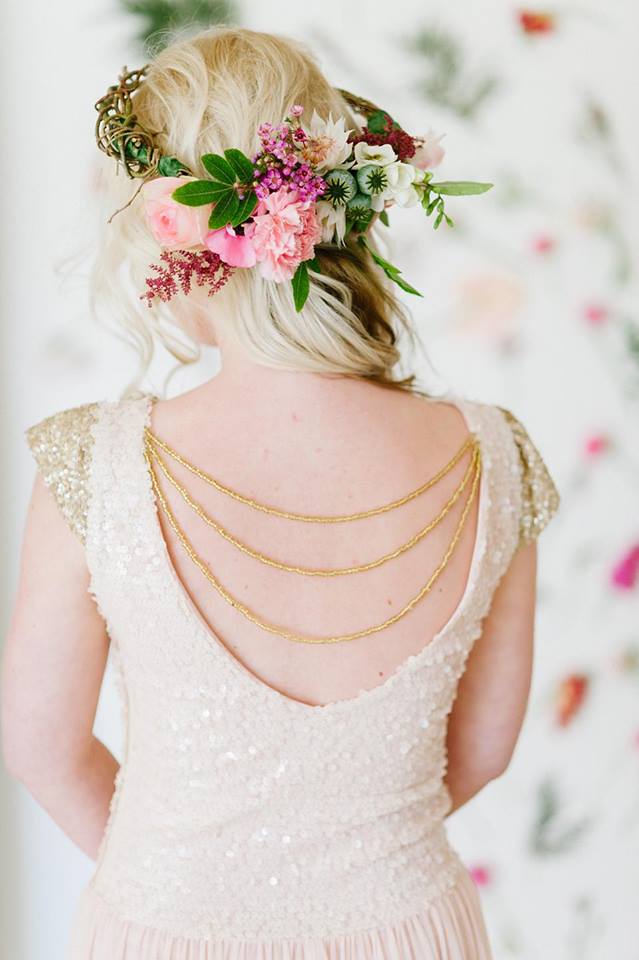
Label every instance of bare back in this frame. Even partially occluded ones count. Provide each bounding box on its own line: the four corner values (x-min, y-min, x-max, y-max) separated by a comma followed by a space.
146, 378, 478, 709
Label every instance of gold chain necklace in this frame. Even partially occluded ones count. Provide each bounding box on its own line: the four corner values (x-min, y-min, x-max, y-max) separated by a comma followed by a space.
144, 445, 482, 645
143, 425, 476, 523
144, 436, 479, 577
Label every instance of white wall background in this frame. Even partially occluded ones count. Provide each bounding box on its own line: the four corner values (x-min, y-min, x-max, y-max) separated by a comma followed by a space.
1, 1, 638, 958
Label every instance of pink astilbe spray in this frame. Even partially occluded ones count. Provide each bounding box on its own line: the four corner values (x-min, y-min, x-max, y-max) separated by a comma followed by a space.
140, 249, 234, 307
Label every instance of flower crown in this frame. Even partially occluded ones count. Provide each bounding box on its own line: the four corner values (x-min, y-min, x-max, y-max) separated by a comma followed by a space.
95, 65, 492, 312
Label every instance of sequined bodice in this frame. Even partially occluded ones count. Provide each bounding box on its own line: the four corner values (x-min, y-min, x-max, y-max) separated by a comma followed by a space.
25, 391, 559, 942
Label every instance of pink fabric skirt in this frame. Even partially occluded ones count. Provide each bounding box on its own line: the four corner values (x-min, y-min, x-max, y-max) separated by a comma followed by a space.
66, 868, 492, 959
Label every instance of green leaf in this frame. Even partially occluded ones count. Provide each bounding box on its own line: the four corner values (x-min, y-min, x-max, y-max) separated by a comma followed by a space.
292, 261, 310, 312
366, 109, 393, 134
430, 180, 493, 196
157, 156, 187, 177
230, 190, 258, 227
433, 210, 444, 229
358, 237, 423, 297
426, 197, 439, 215
201, 153, 236, 183
172, 179, 226, 206
379, 210, 390, 227
208, 190, 241, 229
224, 148, 255, 183
307, 256, 321, 273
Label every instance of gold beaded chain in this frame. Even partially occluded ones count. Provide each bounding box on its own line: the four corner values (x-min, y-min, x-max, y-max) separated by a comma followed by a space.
143, 425, 476, 523
144, 436, 480, 577
144, 445, 482, 645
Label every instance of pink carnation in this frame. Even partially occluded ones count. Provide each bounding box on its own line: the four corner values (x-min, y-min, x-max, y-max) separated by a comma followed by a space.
244, 187, 322, 283
141, 176, 210, 249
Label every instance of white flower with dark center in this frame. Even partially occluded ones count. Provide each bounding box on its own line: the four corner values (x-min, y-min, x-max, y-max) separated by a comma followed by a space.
352, 142, 397, 169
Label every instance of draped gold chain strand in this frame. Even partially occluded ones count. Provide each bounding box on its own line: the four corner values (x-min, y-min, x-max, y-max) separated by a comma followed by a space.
143, 425, 476, 523
144, 445, 482, 645
144, 436, 480, 577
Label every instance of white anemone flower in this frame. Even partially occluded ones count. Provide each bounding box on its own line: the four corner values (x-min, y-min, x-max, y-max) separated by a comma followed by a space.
352, 142, 397, 169
304, 111, 353, 172
315, 200, 347, 244
366, 161, 419, 211
386, 161, 420, 207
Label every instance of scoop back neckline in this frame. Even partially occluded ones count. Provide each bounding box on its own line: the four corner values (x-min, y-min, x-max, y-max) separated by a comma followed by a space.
133, 390, 487, 716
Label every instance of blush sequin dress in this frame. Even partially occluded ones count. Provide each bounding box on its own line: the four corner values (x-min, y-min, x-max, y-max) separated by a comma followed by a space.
25, 390, 559, 960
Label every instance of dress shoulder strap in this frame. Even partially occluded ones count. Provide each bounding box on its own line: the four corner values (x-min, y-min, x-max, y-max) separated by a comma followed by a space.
24, 400, 101, 545
496, 405, 560, 548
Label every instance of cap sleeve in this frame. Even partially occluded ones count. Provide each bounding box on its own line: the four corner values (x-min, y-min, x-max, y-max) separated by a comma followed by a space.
24, 402, 101, 545
497, 406, 560, 548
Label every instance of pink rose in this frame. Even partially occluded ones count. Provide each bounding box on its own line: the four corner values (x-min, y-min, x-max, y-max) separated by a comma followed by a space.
205, 225, 257, 268
141, 176, 210, 250
244, 187, 322, 282
412, 130, 445, 170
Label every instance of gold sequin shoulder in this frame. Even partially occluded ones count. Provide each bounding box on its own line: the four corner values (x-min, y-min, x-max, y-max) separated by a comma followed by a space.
24, 401, 101, 545
497, 406, 560, 547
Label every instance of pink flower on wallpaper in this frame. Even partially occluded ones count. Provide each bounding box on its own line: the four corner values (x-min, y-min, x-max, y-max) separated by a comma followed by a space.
615, 645, 639, 673
458, 272, 525, 343
518, 11, 556, 34
583, 433, 610, 458
531, 233, 555, 254
555, 674, 589, 727
611, 545, 639, 590
468, 864, 492, 887
583, 303, 609, 326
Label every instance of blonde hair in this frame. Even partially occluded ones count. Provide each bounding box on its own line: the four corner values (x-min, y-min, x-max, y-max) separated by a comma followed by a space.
89, 26, 426, 396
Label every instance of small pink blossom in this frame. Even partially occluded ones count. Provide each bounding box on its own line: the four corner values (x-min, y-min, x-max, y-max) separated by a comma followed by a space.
583, 303, 608, 326
583, 433, 609, 458
141, 176, 210, 249
611, 544, 639, 590
244, 187, 322, 282
412, 130, 446, 170
289, 104, 304, 118
531, 233, 555, 254
469, 864, 492, 887
204, 225, 257, 268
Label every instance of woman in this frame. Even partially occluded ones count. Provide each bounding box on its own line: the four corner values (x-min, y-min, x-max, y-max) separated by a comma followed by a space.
1, 26, 559, 960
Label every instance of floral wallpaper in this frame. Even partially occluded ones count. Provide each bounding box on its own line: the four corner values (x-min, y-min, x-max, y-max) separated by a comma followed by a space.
4, 1, 636, 958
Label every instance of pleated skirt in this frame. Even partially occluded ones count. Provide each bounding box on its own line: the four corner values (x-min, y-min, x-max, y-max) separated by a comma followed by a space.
67, 867, 492, 959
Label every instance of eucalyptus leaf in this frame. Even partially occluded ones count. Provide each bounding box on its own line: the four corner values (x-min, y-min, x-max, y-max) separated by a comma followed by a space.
172, 179, 225, 206
292, 261, 310, 312
224, 148, 255, 183
201, 153, 236, 183
430, 180, 493, 196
